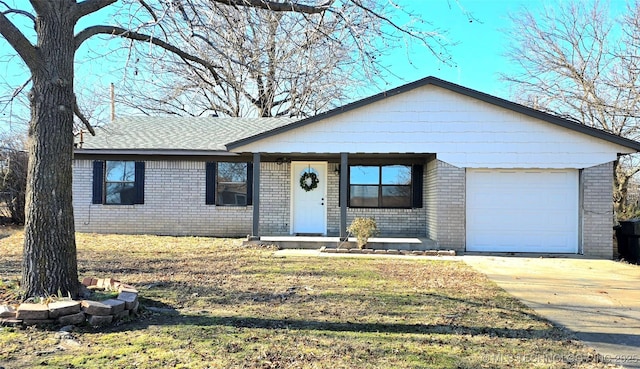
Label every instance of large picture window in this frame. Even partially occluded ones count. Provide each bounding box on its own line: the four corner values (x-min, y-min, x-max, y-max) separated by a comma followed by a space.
205, 161, 253, 206
92, 160, 145, 205
349, 165, 414, 208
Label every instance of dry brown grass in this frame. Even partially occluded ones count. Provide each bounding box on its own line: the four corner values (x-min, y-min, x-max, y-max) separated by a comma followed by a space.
0, 232, 618, 368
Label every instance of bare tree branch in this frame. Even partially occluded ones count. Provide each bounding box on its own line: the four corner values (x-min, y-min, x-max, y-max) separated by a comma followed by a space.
137, 0, 159, 22
212, 0, 334, 14
73, 96, 96, 136
0, 2, 36, 23
502, 0, 640, 218
71, 0, 116, 20
0, 11, 39, 72
74, 25, 222, 84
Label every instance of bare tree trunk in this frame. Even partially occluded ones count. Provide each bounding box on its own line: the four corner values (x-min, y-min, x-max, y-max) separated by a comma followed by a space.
21, 7, 78, 298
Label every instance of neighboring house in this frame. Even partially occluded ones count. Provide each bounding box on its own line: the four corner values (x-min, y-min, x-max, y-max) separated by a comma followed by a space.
73, 76, 640, 258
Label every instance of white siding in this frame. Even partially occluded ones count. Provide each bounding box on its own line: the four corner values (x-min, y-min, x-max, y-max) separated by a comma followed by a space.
231, 85, 632, 169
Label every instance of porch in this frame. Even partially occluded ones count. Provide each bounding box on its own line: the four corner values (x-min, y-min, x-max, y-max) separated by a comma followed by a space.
245, 235, 438, 250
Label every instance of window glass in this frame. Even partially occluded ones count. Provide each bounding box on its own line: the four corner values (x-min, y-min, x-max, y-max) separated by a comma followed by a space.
382, 165, 411, 185
349, 164, 412, 208
106, 161, 135, 182
104, 161, 136, 205
217, 162, 248, 206
381, 186, 412, 207
349, 166, 379, 184
349, 185, 379, 207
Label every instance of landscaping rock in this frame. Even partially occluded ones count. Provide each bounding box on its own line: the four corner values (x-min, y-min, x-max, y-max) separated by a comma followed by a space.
0, 305, 16, 318
58, 311, 86, 326
374, 249, 386, 254
86, 314, 113, 326
386, 249, 399, 255
22, 319, 55, 326
81, 277, 93, 286
16, 303, 49, 320
102, 299, 125, 314
412, 251, 425, 256
114, 309, 130, 320
117, 291, 138, 310
130, 300, 140, 314
48, 300, 81, 318
0, 318, 22, 326
81, 300, 112, 316
361, 249, 374, 254
424, 250, 438, 256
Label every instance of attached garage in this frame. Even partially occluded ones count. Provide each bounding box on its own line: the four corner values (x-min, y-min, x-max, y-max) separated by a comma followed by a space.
466, 169, 579, 253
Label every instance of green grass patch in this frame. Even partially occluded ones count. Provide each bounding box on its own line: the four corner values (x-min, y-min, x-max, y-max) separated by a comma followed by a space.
0, 232, 609, 368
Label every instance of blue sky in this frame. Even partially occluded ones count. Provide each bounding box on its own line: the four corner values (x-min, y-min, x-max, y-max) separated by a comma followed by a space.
385, 0, 626, 98
0, 0, 629, 134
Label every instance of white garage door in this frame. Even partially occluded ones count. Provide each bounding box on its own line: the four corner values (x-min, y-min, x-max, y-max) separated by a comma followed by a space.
466, 169, 579, 253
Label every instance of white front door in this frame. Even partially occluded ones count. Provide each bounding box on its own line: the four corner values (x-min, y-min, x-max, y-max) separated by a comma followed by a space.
291, 161, 327, 235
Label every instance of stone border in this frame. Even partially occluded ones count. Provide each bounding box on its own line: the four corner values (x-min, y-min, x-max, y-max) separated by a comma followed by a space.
320, 247, 456, 256
0, 277, 139, 327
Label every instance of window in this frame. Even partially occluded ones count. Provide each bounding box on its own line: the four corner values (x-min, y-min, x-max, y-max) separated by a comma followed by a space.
349, 164, 422, 208
92, 160, 145, 205
206, 161, 253, 206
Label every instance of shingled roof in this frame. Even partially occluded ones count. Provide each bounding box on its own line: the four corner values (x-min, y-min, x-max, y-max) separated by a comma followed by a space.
77, 116, 298, 152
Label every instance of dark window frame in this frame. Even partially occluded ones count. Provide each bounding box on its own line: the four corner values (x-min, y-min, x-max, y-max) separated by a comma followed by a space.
347, 164, 423, 209
92, 160, 145, 205
206, 161, 253, 206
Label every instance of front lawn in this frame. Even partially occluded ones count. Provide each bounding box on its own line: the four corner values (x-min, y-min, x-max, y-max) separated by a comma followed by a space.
0, 232, 613, 368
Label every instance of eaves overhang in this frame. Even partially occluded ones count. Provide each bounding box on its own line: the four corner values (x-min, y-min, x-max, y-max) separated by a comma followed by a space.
73, 149, 239, 156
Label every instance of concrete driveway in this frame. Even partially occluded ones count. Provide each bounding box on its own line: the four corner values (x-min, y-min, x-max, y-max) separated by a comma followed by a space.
464, 256, 640, 368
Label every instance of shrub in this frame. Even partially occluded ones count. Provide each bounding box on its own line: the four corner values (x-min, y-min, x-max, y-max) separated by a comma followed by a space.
347, 217, 379, 249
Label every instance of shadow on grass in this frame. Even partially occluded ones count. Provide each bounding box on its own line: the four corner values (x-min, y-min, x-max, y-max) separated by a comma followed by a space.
114, 310, 563, 341
98, 291, 562, 343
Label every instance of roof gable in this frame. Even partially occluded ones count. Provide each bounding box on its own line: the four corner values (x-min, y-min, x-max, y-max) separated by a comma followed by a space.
227, 76, 640, 152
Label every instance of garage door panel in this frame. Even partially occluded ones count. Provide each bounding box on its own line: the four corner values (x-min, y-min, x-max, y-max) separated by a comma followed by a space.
466, 169, 579, 253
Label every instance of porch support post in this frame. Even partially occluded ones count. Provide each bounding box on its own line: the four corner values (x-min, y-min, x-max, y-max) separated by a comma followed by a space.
252, 152, 261, 239
340, 152, 348, 241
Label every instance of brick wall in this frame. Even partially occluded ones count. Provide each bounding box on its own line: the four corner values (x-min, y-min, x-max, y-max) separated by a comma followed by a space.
259, 162, 290, 235
75, 158, 439, 239
73, 160, 252, 237
326, 163, 429, 237
434, 160, 466, 252
581, 161, 614, 258
426, 159, 438, 240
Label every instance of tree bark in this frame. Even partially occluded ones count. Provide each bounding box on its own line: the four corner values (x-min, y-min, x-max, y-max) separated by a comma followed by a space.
21, 4, 79, 298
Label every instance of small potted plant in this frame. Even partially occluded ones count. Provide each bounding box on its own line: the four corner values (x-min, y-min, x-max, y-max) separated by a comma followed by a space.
347, 217, 379, 249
